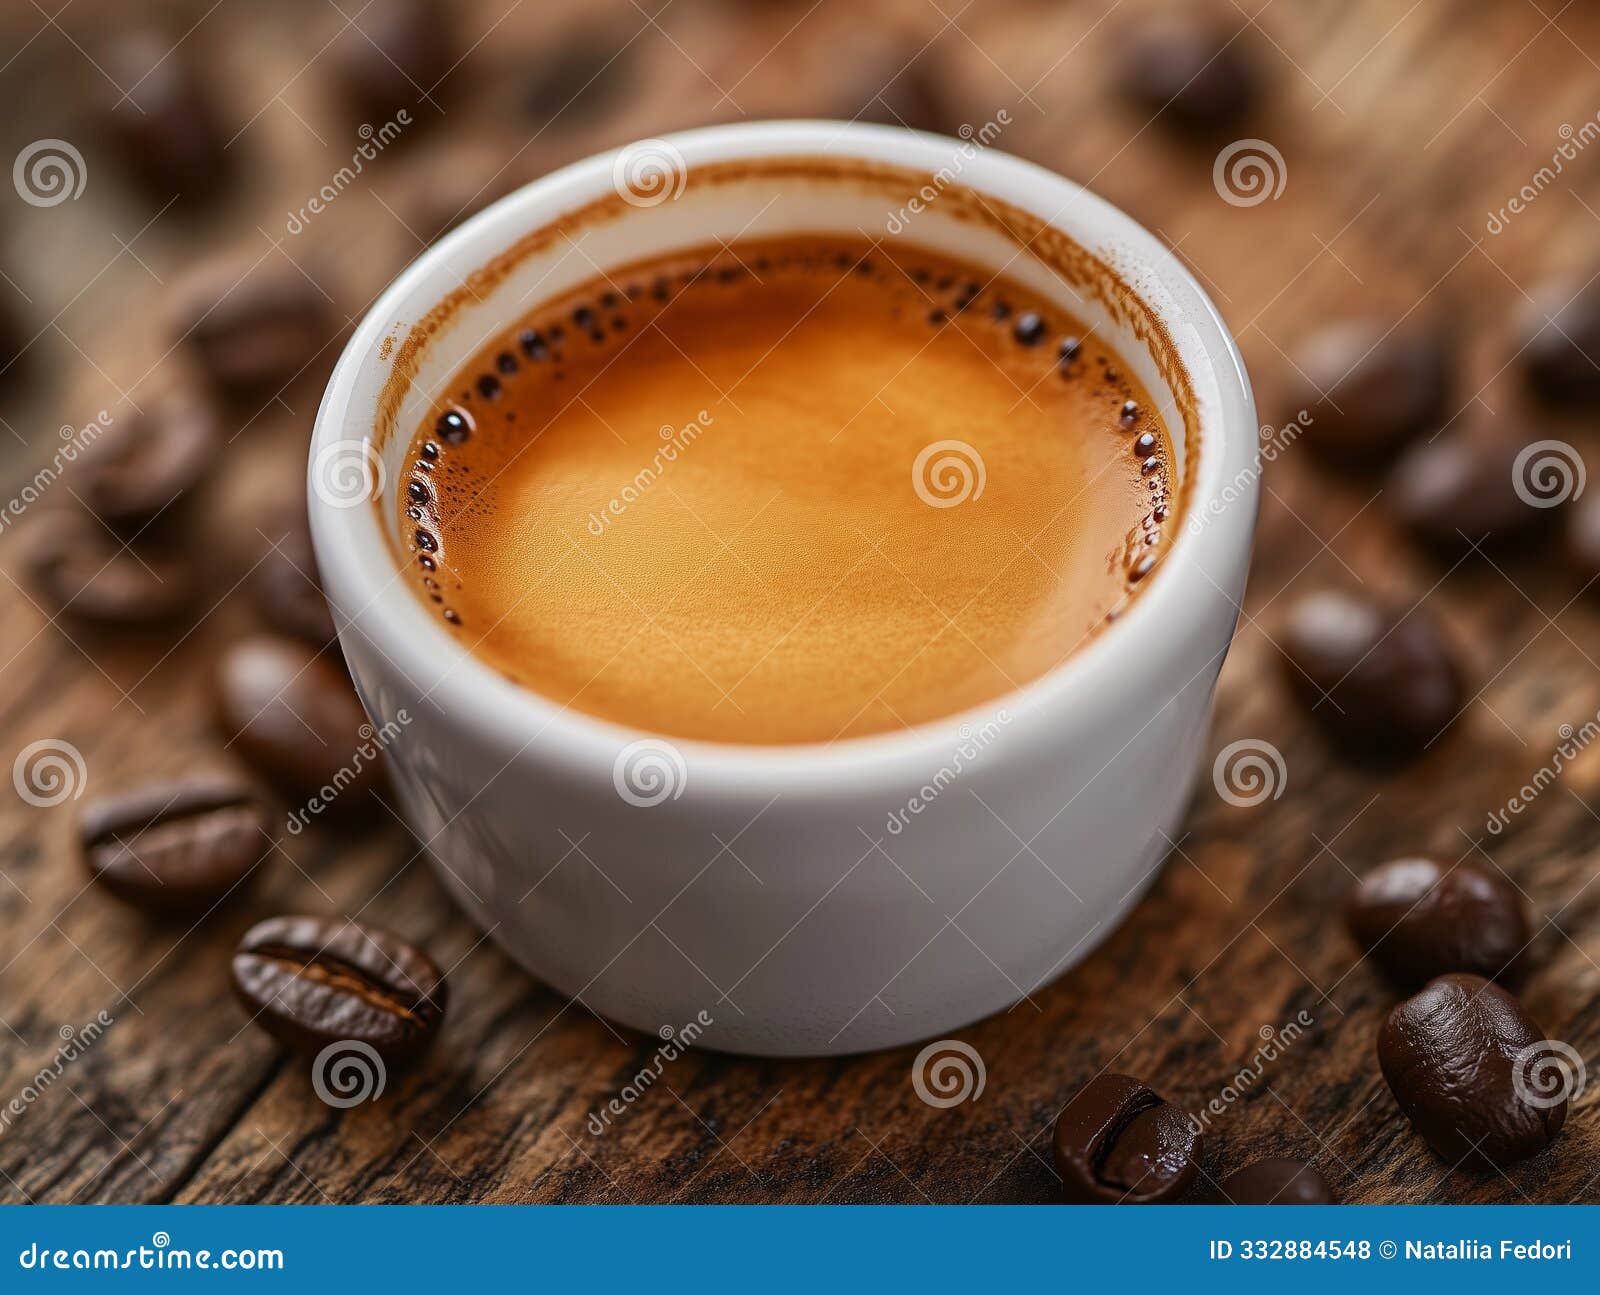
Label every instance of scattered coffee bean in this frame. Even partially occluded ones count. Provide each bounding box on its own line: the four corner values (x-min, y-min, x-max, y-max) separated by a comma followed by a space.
1279, 589, 1464, 765
232, 914, 447, 1064
1379, 973, 1567, 1170
80, 780, 267, 914
76, 400, 217, 533
1053, 1073, 1202, 1204
1218, 1158, 1334, 1204
174, 262, 335, 396
1346, 858, 1529, 987
523, 25, 630, 123
101, 31, 230, 201
251, 512, 337, 647
840, 48, 959, 135
1519, 275, 1600, 406
1289, 319, 1452, 467
1118, 17, 1260, 134
333, 0, 454, 125
1387, 430, 1563, 552
25, 512, 194, 625
213, 636, 382, 807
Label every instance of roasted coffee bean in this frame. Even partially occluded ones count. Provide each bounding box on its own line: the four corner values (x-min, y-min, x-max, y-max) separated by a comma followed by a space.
1118, 17, 1260, 134
174, 263, 334, 396
523, 25, 630, 123
1387, 431, 1564, 552
1346, 858, 1528, 987
1564, 488, 1600, 588
1279, 589, 1464, 765
76, 400, 217, 533
1288, 319, 1452, 467
333, 0, 454, 124
213, 635, 382, 807
101, 32, 230, 201
251, 512, 337, 646
839, 48, 960, 136
1378, 973, 1567, 1169
1218, 1158, 1334, 1204
80, 780, 267, 913
25, 512, 194, 625
232, 914, 446, 1063
1053, 1073, 1202, 1204
1520, 276, 1600, 406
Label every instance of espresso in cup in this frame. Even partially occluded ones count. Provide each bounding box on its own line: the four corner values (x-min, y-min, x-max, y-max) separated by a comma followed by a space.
399, 235, 1174, 744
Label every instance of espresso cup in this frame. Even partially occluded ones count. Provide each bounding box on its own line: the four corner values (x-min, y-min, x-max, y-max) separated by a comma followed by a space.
309, 121, 1257, 1057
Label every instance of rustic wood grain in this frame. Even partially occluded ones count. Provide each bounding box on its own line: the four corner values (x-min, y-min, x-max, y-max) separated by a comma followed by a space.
2, 0, 1600, 1204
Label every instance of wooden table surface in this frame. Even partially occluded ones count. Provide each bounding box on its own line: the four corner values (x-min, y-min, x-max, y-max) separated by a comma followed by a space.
2, 0, 1600, 1204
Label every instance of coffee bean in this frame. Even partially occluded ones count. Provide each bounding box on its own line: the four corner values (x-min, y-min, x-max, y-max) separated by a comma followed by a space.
1520, 276, 1600, 406
101, 32, 230, 202
840, 48, 959, 135
76, 400, 217, 533
251, 512, 337, 647
25, 512, 194, 625
213, 636, 383, 808
1346, 858, 1529, 987
1378, 973, 1567, 1170
1218, 1158, 1334, 1204
80, 780, 267, 914
1053, 1073, 1202, 1203
232, 915, 446, 1063
1118, 17, 1261, 135
1279, 589, 1464, 765
333, 0, 454, 125
1387, 431, 1562, 552
174, 262, 335, 396
523, 25, 630, 124
1289, 320, 1452, 467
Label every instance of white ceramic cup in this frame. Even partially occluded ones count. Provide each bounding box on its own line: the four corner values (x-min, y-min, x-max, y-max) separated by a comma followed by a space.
309, 121, 1257, 1057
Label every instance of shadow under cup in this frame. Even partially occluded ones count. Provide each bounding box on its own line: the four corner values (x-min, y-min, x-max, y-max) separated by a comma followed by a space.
310, 124, 1257, 1056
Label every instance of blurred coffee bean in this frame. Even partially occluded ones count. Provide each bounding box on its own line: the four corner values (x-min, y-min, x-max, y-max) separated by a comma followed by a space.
1053, 1073, 1202, 1203
1279, 589, 1464, 765
523, 26, 630, 124
1118, 16, 1260, 135
1520, 276, 1600, 406
101, 31, 230, 202
837, 48, 960, 135
1218, 1159, 1334, 1204
81, 780, 267, 914
174, 263, 334, 396
1346, 858, 1528, 987
1289, 319, 1452, 467
77, 399, 217, 533
213, 635, 381, 807
0, 289, 30, 386
252, 512, 337, 647
333, 0, 454, 125
25, 512, 193, 625
1387, 431, 1564, 553
1564, 488, 1600, 588
1379, 973, 1567, 1169
232, 914, 446, 1063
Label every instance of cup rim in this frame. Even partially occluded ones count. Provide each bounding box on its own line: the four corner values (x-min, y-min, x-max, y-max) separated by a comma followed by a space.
309, 120, 1257, 793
